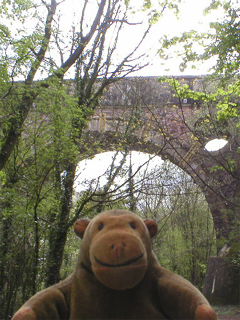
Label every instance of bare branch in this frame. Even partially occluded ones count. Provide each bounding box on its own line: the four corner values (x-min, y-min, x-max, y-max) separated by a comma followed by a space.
26, 0, 58, 84
56, 0, 107, 76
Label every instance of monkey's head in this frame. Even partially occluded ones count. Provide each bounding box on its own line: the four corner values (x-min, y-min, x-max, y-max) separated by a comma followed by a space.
74, 209, 157, 291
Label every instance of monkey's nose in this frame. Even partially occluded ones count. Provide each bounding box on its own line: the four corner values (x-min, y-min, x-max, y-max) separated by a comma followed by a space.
110, 242, 126, 257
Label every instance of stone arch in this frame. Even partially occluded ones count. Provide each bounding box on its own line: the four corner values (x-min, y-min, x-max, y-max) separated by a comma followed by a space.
82, 129, 232, 242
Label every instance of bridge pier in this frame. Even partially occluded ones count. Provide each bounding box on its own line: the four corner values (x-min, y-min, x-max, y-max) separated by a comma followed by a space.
203, 257, 240, 305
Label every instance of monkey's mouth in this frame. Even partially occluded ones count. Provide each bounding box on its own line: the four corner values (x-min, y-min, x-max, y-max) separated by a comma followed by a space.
94, 253, 144, 268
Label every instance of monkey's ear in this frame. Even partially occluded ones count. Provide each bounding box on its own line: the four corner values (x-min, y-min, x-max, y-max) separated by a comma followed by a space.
74, 219, 91, 238
144, 219, 158, 238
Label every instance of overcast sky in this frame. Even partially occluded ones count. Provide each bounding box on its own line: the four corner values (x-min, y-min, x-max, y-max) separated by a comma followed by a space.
57, 0, 224, 76
3, 0, 224, 77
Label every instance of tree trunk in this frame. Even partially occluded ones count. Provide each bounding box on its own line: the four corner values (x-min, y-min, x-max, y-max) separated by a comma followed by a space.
45, 162, 76, 287
0, 218, 12, 319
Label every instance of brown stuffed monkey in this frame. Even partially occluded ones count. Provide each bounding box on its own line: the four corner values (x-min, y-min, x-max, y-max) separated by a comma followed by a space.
12, 209, 217, 320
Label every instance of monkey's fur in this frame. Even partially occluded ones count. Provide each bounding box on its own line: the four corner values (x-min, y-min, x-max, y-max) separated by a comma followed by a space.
12, 209, 217, 320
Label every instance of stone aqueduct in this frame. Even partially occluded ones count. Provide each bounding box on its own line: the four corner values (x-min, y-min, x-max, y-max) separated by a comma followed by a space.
85, 76, 237, 241
83, 76, 240, 303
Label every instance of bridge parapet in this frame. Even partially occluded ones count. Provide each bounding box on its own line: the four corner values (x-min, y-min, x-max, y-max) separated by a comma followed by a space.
88, 76, 204, 145
99, 76, 203, 107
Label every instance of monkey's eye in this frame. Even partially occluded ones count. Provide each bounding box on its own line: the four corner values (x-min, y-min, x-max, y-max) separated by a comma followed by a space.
130, 222, 136, 229
98, 223, 104, 231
